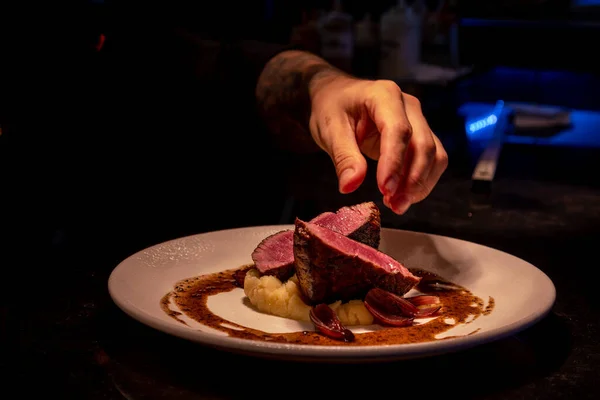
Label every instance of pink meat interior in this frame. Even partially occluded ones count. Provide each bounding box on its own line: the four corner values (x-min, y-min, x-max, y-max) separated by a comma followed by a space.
253, 203, 376, 274
305, 221, 409, 275
253, 231, 294, 272
311, 203, 372, 235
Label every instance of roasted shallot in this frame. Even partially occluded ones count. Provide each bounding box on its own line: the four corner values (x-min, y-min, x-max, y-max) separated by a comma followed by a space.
364, 288, 441, 327
309, 304, 355, 342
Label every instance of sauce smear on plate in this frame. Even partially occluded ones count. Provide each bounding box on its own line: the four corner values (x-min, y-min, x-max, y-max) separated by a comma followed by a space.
161, 264, 494, 346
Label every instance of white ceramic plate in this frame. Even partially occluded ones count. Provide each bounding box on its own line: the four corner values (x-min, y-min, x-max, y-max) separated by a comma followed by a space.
108, 225, 556, 363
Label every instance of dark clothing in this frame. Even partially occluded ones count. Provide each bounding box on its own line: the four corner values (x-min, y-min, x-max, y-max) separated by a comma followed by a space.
1, 3, 296, 262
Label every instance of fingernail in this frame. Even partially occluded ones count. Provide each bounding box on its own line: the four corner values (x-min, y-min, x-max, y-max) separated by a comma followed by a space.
384, 174, 400, 196
391, 194, 411, 214
339, 168, 355, 193
383, 195, 391, 209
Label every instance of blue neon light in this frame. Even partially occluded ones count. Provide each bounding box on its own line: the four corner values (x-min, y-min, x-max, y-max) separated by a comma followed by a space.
464, 100, 504, 137
468, 114, 498, 133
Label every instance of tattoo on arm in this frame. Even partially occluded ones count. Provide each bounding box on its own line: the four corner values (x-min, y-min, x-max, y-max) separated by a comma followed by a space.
255, 50, 347, 152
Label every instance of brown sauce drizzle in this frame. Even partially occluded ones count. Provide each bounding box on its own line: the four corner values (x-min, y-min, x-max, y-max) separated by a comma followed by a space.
161, 264, 495, 346
160, 292, 187, 325
484, 297, 495, 315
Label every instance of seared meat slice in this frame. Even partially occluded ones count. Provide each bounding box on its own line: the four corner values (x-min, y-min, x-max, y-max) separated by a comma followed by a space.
293, 219, 421, 304
250, 229, 295, 281
251, 202, 381, 281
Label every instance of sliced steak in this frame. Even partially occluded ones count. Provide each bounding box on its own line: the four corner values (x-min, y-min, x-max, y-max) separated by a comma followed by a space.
250, 230, 295, 281
251, 202, 381, 281
293, 218, 421, 305
312, 202, 381, 248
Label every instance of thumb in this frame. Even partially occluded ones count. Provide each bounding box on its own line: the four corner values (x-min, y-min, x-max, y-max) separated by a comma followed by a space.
325, 123, 368, 194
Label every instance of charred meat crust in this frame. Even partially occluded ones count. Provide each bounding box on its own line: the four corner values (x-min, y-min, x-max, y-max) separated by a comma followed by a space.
252, 201, 381, 281
293, 219, 420, 305
346, 204, 380, 249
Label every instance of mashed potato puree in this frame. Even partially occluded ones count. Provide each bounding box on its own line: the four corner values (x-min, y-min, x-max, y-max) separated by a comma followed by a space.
243, 268, 374, 326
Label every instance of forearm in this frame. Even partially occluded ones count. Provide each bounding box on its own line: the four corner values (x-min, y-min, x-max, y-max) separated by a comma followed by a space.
255, 50, 349, 152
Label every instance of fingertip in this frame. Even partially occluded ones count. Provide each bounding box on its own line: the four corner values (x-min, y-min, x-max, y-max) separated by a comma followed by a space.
388, 192, 412, 215
338, 165, 367, 194
339, 168, 355, 193
376, 162, 388, 196
383, 195, 390, 208
376, 146, 410, 198
382, 173, 400, 197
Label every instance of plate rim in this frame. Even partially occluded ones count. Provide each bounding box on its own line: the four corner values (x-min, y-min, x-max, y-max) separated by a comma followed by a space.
107, 225, 557, 361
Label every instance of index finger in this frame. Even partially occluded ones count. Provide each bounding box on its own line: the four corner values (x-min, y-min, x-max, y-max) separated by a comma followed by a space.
365, 81, 413, 197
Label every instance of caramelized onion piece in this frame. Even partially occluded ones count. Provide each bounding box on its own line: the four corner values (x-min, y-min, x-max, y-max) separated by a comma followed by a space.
415, 305, 442, 318
365, 288, 419, 315
406, 295, 440, 306
364, 288, 415, 326
364, 300, 414, 326
309, 304, 355, 342
364, 288, 442, 325
407, 295, 442, 317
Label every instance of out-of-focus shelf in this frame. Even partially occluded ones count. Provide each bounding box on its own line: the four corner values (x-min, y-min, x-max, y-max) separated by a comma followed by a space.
460, 17, 600, 29
393, 63, 473, 86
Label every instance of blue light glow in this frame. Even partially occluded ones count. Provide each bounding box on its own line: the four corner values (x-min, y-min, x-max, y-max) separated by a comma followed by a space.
462, 100, 505, 140
468, 114, 497, 134
460, 101, 600, 149
573, 0, 600, 6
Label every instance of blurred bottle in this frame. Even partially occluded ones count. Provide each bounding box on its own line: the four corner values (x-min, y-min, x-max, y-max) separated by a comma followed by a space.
447, 0, 460, 68
317, 0, 354, 72
289, 8, 322, 56
353, 12, 379, 78
378, 0, 423, 80
424, 0, 460, 67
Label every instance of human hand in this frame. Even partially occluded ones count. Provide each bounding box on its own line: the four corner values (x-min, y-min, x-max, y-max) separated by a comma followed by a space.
308, 76, 448, 215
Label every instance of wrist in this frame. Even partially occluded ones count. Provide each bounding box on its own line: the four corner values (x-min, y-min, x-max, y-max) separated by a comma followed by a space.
308, 67, 355, 103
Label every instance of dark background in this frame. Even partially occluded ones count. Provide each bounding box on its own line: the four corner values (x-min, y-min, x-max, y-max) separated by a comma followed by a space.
3, 1, 600, 398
